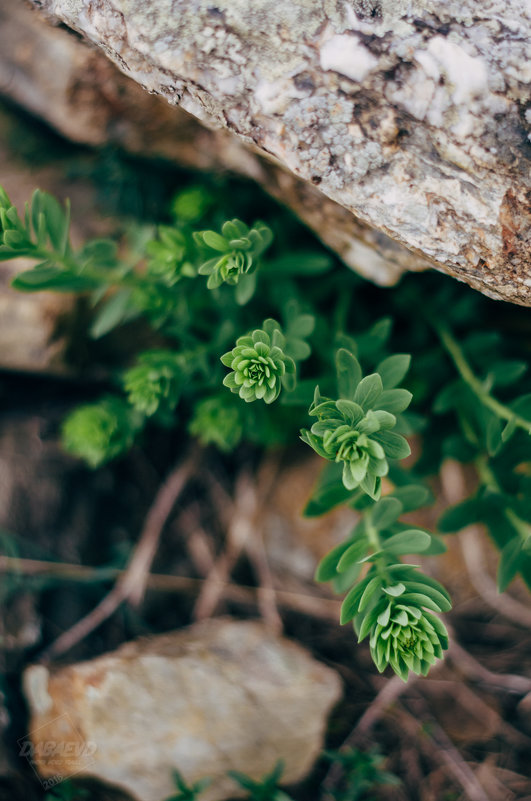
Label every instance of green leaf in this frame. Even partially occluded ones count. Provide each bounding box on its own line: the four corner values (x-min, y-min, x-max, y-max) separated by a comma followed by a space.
357, 605, 382, 642
335, 400, 364, 426
377, 389, 412, 414
336, 537, 369, 573
32, 190, 70, 253
486, 415, 503, 456
383, 529, 431, 555
90, 289, 133, 338
282, 371, 296, 392
315, 539, 355, 582
391, 485, 431, 512
3, 230, 32, 249
488, 360, 527, 387
332, 560, 363, 593
501, 418, 517, 444
372, 431, 411, 460
357, 575, 383, 613
80, 238, 118, 268
235, 271, 257, 305
336, 349, 361, 399
376, 354, 411, 389
304, 481, 356, 517
398, 592, 445, 613
383, 583, 406, 597
399, 581, 451, 611
438, 499, 480, 532
286, 339, 311, 361
510, 394, 531, 421
354, 374, 383, 411
12, 267, 98, 293
339, 575, 373, 623
497, 538, 523, 592
370, 497, 403, 530
360, 473, 381, 501
420, 535, 447, 555
300, 429, 329, 459
201, 230, 229, 251
288, 313, 315, 338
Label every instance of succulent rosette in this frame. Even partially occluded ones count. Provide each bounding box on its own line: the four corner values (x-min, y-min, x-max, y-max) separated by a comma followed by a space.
301, 350, 413, 500
188, 395, 244, 452
62, 396, 140, 468
194, 219, 273, 289
367, 591, 449, 679
342, 567, 451, 681
145, 226, 196, 286
123, 350, 182, 417
221, 320, 296, 404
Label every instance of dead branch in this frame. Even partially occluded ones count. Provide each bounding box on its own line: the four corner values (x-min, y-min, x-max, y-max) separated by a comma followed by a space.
36, 451, 197, 661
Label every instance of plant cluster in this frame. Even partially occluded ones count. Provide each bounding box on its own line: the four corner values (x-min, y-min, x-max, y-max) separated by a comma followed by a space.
41, 750, 400, 801
3, 179, 531, 680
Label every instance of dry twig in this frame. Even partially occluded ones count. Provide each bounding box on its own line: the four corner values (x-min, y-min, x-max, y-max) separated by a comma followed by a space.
37, 451, 197, 661
193, 454, 283, 625
448, 636, 531, 695
401, 692, 492, 801
0, 555, 340, 621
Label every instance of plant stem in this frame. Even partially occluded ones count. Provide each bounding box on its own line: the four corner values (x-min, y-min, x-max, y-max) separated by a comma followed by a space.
34, 244, 163, 291
436, 325, 531, 434
365, 510, 389, 582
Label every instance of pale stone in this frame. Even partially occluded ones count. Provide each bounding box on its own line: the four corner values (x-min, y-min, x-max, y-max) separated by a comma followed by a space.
23, 619, 342, 801
26, 0, 531, 305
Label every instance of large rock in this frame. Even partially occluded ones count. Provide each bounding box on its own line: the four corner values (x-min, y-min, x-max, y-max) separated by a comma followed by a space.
26, 0, 531, 305
0, 0, 431, 288
23, 619, 342, 801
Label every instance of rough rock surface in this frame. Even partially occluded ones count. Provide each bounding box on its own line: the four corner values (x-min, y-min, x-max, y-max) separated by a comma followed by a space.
28, 0, 531, 304
0, 0, 431, 286
23, 619, 342, 801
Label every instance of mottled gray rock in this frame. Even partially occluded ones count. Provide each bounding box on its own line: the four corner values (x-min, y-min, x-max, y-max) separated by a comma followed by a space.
0, 0, 431, 287
27, 0, 531, 304
23, 619, 342, 801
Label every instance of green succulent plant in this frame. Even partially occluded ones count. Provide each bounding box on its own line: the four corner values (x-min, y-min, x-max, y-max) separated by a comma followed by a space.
145, 226, 196, 286
188, 394, 244, 452
221, 320, 296, 404
123, 349, 183, 417
301, 350, 412, 500
364, 579, 450, 679
62, 396, 141, 468
194, 218, 272, 292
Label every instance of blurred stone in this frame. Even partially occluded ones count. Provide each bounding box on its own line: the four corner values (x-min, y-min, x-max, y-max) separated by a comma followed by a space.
23, 618, 342, 801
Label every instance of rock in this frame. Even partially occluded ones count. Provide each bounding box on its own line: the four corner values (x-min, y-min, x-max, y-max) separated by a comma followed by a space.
23, 619, 342, 801
0, 0, 431, 289
27, 0, 531, 305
